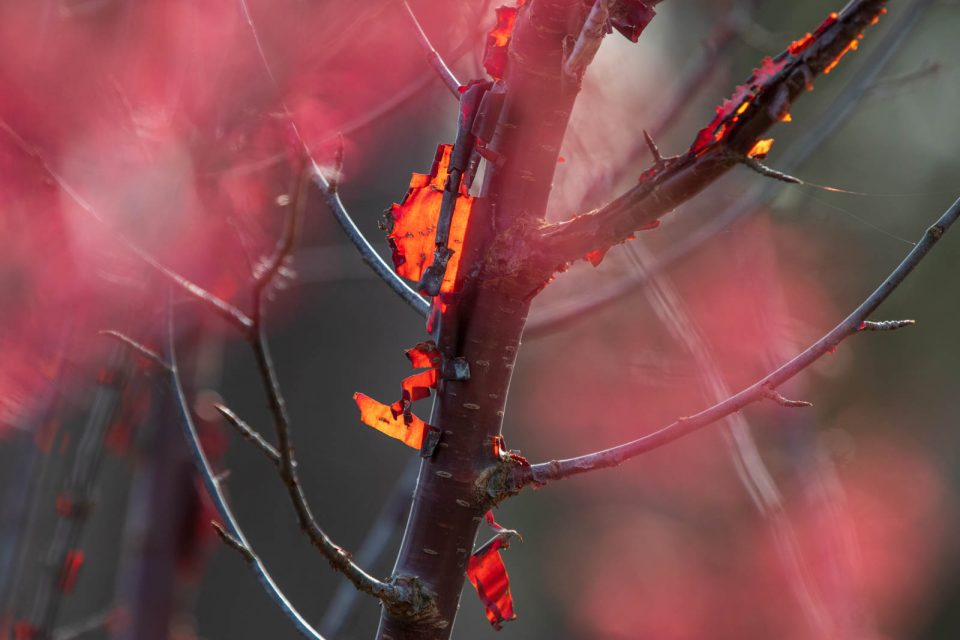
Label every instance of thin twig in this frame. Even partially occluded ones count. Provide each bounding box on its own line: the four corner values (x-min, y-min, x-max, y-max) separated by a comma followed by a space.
524, 0, 932, 338
623, 241, 833, 635
236, 0, 432, 317
517, 195, 960, 488
401, 0, 461, 95
214, 403, 281, 466
162, 303, 329, 640
98, 331, 171, 372
312, 165, 431, 316
564, 0, 610, 81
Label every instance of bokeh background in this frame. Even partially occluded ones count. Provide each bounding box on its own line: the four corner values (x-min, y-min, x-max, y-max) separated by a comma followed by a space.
2, 0, 960, 638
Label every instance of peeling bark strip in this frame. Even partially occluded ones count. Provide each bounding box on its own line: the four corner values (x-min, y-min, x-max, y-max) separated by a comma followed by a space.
376, 1, 587, 638
532, 0, 888, 273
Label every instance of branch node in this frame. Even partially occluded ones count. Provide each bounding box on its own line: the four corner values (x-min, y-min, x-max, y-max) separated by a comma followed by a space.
381, 574, 445, 628
762, 382, 812, 408
211, 521, 255, 563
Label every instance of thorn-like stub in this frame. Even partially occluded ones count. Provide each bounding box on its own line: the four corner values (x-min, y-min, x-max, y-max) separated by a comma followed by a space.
382, 574, 445, 628
762, 382, 812, 408
644, 129, 666, 169
858, 319, 916, 332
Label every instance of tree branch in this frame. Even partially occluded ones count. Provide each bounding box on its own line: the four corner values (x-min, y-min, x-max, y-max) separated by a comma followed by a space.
524, 0, 930, 338
160, 305, 329, 640
401, 0, 461, 95
621, 241, 833, 634
512, 195, 959, 489
530, 0, 888, 272
311, 164, 431, 316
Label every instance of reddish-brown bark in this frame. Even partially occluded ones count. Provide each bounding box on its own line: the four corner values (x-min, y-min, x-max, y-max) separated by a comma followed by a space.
376, 1, 585, 638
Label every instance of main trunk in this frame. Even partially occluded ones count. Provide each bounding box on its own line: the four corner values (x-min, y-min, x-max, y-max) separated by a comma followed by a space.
377, 2, 582, 638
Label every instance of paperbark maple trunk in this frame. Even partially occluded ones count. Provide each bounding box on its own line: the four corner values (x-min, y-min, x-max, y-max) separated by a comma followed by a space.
376, 1, 582, 638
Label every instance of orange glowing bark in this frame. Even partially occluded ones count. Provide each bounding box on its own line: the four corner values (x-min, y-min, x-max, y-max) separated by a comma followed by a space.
690, 55, 787, 156
406, 340, 442, 369
748, 138, 775, 158
482, 1, 527, 79
824, 36, 861, 74
354, 393, 430, 450
395, 369, 438, 411
386, 144, 474, 294
466, 512, 519, 630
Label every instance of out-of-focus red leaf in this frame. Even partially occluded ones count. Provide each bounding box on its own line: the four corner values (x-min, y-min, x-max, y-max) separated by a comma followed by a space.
609, 1, 657, 43
11, 621, 39, 640
387, 144, 474, 294
33, 418, 61, 454
58, 549, 85, 594
354, 393, 431, 449
467, 511, 520, 630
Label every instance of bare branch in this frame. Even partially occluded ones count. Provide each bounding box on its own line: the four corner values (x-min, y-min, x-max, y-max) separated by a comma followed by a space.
514, 195, 960, 489
163, 305, 327, 640
533, 0, 888, 269
564, 0, 610, 81
402, 0, 461, 95
524, 0, 931, 338
312, 164, 431, 316
620, 241, 833, 634
214, 403, 280, 466
254, 160, 309, 291
99, 330, 171, 372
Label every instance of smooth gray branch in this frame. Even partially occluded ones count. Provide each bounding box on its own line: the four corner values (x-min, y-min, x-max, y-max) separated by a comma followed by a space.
517, 195, 959, 488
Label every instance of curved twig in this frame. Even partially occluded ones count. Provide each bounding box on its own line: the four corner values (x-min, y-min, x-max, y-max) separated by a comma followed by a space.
162, 304, 328, 640
312, 164, 431, 316
515, 195, 960, 489
623, 241, 833, 635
